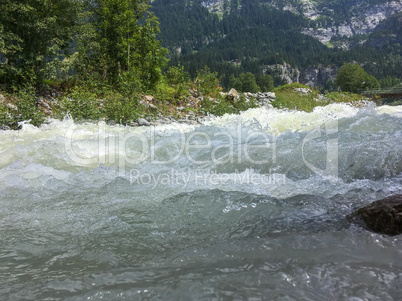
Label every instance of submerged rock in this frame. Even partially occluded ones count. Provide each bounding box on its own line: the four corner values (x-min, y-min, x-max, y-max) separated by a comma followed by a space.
349, 194, 402, 235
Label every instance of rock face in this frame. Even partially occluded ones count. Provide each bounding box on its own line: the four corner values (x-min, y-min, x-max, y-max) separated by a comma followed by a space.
264, 63, 300, 84
301, 1, 402, 44
367, 12, 402, 47
299, 66, 339, 88
201, 0, 402, 46
264, 63, 338, 88
350, 194, 402, 235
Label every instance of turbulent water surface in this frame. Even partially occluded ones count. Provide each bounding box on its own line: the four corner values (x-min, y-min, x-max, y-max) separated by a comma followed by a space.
1, 103, 402, 300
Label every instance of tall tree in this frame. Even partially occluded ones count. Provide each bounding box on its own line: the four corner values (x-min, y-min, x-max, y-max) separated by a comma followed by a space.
82, 0, 167, 90
0, 0, 84, 87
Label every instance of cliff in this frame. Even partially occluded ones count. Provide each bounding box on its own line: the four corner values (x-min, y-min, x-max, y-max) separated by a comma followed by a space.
264, 64, 338, 89
200, 0, 402, 46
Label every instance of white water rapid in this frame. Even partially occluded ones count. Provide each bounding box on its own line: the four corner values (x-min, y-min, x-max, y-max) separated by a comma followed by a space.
1, 103, 401, 300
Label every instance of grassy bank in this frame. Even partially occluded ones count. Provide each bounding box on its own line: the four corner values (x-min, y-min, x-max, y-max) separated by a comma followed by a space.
0, 82, 382, 130
271, 83, 382, 111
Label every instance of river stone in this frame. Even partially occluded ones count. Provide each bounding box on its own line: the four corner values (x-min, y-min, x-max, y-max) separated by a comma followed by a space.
350, 194, 402, 235
227, 88, 240, 101
137, 118, 150, 126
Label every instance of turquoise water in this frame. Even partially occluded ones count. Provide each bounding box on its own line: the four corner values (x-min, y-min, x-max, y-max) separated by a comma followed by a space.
1, 104, 401, 300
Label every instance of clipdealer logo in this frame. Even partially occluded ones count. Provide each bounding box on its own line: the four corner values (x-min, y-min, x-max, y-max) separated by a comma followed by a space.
64, 117, 339, 183
64, 119, 277, 169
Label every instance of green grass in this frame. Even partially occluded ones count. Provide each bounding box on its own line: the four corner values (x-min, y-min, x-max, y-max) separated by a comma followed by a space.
271, 83, 373, 112
272, 83, 322, 111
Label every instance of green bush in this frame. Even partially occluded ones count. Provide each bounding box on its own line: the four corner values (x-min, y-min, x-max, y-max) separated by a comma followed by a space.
153, 66, 191, 107
0, 91, 46, 129
0, 104, 14, 128
153, 81, 177, 106
103, 95, 143, 125
117, 70, 144, 96
325, 92, 362, 103
273, 82, 312, 92
164, 66, 190, 100
229, 72, 260, 93
193, 66, 220, 98
15, 91, 46, 127
201, 95, 257, 116
56, 86, 102, 121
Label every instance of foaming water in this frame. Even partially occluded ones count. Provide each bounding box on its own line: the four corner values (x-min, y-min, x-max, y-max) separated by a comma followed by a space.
1, 103, 402, 300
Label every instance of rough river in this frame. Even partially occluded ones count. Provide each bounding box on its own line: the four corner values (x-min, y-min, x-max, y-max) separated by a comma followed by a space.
1, 103, 401, 300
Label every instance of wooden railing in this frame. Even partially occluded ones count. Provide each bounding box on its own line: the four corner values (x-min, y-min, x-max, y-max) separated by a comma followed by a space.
359, 87, 402, 98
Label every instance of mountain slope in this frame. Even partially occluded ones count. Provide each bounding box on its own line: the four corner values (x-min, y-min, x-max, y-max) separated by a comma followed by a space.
152, 0, 402, 89
199, 0, 402, 44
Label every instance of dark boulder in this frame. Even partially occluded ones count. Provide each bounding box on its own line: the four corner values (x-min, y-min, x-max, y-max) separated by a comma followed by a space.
349, 194, 402, 235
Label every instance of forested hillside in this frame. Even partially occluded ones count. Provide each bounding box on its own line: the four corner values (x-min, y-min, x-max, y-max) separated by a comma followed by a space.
0, 0, 400, 130
152, 0, 402, 90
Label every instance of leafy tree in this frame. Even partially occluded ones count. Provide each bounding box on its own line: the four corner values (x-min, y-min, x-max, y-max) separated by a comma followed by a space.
80, 0, 168, 91
256, 74, 274, 92
229, 72, 260, 93
0, 0, 84, 88
335, 63, 380, 93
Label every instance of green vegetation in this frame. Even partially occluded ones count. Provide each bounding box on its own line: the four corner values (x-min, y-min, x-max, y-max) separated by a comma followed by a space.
0, 0, 167, 92
152, 0, 401, 88
272, 83, 322, 112
335, 63, 380, 93
0, 0, 398, 130
77, 0, 168, 91
200, 95, 258, 117
0, 91, 45, 128
229, 72, 261, 93
0, 0, 84, 89
271, 83, 374, 112
379, 76, 401, 89
0, 66, 259, 129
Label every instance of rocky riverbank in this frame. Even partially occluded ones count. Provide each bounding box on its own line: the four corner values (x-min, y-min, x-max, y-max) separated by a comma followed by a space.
0, 85, 379, 130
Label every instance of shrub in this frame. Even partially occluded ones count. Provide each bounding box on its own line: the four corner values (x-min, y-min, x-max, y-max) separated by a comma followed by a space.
193, 66, 220, 98
0, 104, 14, 128
201, 95, 257, 116
103, 95, 143, 125
56, 86, 102, 121
0, 91, 46, 129
229, 72, 260, 93
164, 65, 190, 100
15, 91, 46, 127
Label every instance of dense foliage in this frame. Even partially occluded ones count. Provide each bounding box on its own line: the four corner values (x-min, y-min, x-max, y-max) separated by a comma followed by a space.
335, 63, 380, 93
152, 0, 401, 89
79, 0, 167, 91
0, 0, 84, 89
0, 0, 400, 130
0, 0, 167, 92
